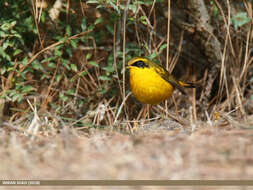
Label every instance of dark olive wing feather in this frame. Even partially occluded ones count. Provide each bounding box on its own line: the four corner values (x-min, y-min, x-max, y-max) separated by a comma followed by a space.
153, 64, 187, 95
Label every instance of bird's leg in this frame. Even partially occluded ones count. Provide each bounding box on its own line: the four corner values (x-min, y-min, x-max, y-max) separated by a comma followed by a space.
146, 104, 150, 120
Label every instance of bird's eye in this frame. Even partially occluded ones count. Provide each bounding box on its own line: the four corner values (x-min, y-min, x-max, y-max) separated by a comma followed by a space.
131, 60, 148, 68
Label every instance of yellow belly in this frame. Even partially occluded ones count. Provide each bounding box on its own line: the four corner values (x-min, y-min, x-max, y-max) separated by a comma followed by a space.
129, 67, 174, 105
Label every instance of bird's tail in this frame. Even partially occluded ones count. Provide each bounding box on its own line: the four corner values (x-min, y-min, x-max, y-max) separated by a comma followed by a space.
178, 81, 197, 88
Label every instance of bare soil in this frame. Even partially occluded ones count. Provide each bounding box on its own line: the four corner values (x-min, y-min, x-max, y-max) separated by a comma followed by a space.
0, 117, 253, 189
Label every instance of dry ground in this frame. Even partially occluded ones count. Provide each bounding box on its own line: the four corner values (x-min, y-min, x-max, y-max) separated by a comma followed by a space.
0, 116, 253, 189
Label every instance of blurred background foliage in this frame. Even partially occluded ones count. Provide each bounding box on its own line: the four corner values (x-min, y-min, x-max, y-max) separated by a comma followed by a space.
0, 0, 252, 128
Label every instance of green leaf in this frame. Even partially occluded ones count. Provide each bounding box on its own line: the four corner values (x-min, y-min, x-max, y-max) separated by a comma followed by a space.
13, 49, 22, 56
106, 25, 114, 35
70, 64, 78, 72
21, 85, 35, 93
66, 47, 73, 57
59, 92, 68, 102
2, 41, 10, 50
1, 67, 6, 75
70, 39, 78, 49
158, 44, 167, 54
231, 12, 251, 30
41, 56, 57, 63
1, 21, 17, 31
103, 66, 115, 73
48, 62, 57, 68
210, 1, 219, 17
128, 4, 137, 12
95, 17, 103, 25
62, 59, 70, 70
40, 12, 46, 23
54, 47, 62, 57
12, 94, 23, 102
88, 61, 99, 67
0, 31, 7, 37
79, 71, 88, 76
136, 0, 153, 5
12, 32, 22, 39
66, 89, 75, 95
88, 24, 95, 31
32, 61, 44, 70
66, 25, 72, 36
22, 57, 29, 65
87, 0, 99, 3
81, 18, 87, 31
97, 86, 107, 94
139, 16, 147, 25
109, 1, 120, 15
56, 74, 62, 82
0, 47, 11, 61
86, 53, 92, 60
98, 76, 111, 81
149, 53, 158, 60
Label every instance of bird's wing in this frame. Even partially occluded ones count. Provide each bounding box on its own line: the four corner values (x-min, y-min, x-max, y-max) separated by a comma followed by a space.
154, 65, 187, 95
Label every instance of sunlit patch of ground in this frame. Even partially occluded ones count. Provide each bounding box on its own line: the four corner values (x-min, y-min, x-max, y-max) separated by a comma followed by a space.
1, 115, 253, 184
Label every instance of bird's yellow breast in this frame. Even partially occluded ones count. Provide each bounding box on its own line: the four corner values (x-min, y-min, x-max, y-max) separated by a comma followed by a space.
129, 66, 174, 105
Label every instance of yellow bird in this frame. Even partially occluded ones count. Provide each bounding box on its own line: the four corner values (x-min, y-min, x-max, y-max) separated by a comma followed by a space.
128, 57, 196, 105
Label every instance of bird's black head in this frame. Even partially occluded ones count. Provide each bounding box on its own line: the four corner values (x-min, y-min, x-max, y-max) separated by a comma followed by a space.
129, 59, 149, 68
